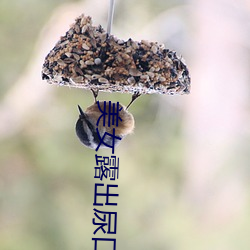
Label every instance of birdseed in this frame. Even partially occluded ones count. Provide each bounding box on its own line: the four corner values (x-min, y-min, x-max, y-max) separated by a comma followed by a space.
42, 14, 190, 95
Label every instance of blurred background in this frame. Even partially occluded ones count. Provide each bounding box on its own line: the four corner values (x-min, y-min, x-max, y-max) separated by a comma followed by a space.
1, 0, 250, 249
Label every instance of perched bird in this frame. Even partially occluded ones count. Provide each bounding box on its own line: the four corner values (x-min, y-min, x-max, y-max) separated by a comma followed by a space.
75, 92, 135, 150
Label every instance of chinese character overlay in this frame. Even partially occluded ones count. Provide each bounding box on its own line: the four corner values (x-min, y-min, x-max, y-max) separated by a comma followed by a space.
92, 101, 121, 249
93, 183, 119, 206
96, 101, 123, 127
95, 155, 119, 181
95, 101, 124, 154
95, 128, 121, 154
92, 238, 116, 250
93, 208, 117, 234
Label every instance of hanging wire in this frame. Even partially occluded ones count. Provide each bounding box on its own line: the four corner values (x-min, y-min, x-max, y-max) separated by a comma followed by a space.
107, 0, 115, 34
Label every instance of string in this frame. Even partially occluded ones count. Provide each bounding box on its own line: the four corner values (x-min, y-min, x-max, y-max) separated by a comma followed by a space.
107, 0, 115, 34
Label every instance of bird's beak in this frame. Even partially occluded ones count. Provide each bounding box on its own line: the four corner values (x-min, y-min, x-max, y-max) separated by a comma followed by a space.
77, 105, 86, 119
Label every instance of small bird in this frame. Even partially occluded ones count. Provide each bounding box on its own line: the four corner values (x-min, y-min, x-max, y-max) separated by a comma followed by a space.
75, 90, 135, 150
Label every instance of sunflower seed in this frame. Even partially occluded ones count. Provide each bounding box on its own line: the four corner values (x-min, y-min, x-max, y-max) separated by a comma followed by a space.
72, 76, 84, 83
132, 41, 139, 50
57, 59, 67, 66
147, 72, 154, 78
74, 66, 83, 75
75, 24, 80, 34
65, 52, 72, 58
141, 40, 150, 47
82, 43, 90, 50
92, 74, 101, 79
128, 77, 135, 84
98, 77, 109, 84
63, 58, 75, 64
151, 45, 158, 54
149, 67, 155, 72
140, 75, 149, 82
85, 60, 94, 65
129, 68, 142, 77
73, 53, 80, 60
